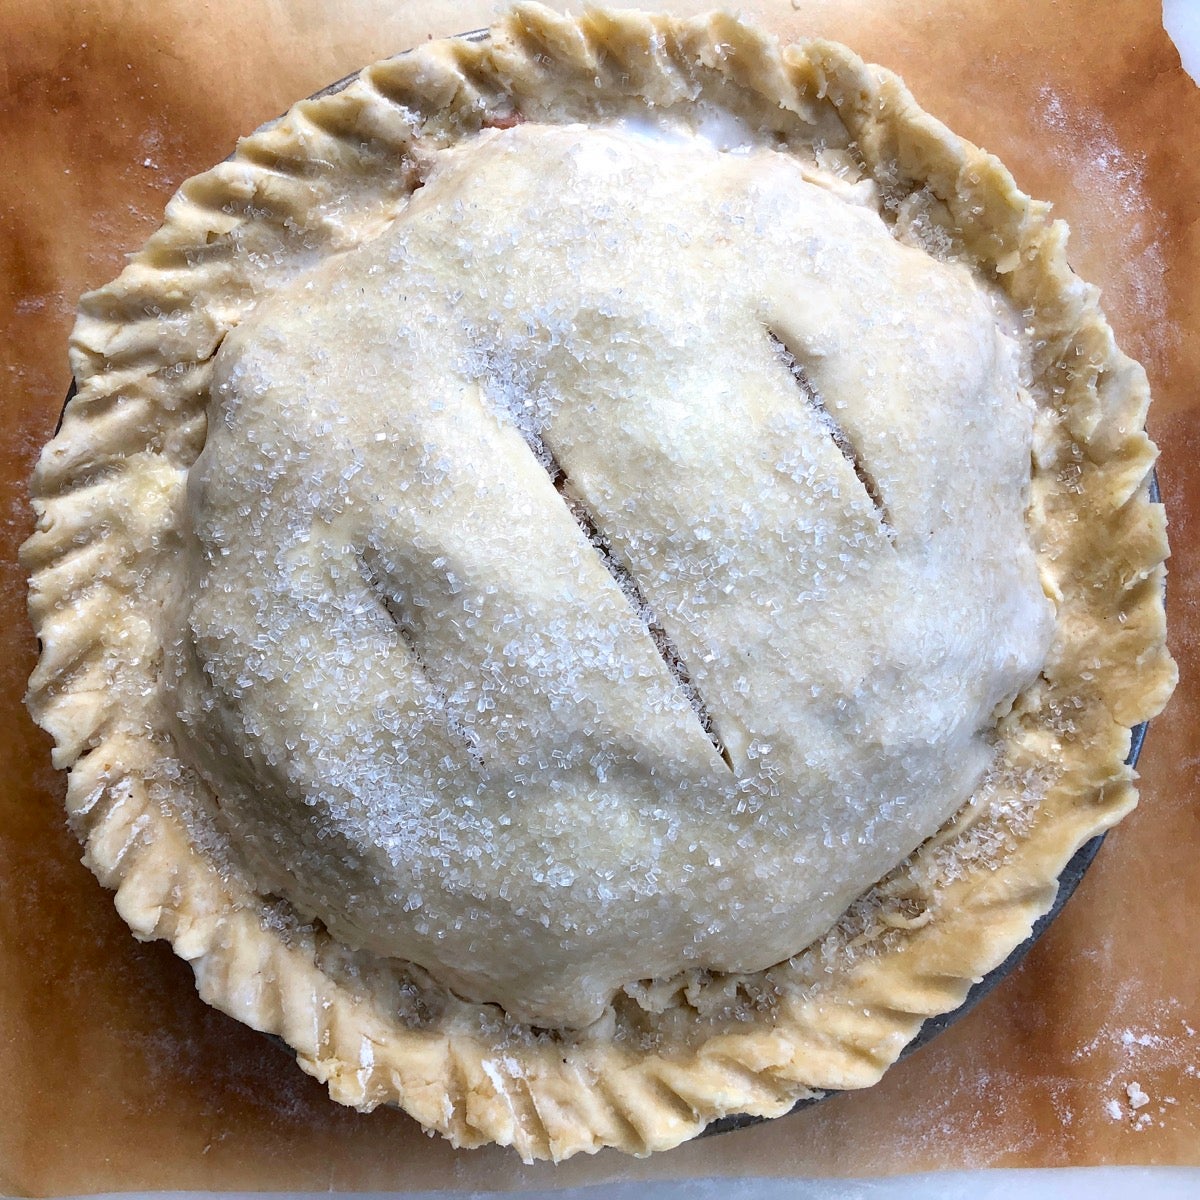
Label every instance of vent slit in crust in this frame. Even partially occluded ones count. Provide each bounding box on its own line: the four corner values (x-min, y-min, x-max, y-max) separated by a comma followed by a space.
354, 544, 485, 771
541, 442, 735, 773
767, 328, 894, 539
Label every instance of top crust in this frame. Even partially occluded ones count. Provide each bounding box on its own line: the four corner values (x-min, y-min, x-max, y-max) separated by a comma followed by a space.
175, 121, 1053, 1028
23, 3, 1176, 1161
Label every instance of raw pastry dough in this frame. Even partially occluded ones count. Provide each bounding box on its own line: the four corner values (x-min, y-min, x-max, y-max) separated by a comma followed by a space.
24, 4, 1175, 1160
176, 122, 1052, 1027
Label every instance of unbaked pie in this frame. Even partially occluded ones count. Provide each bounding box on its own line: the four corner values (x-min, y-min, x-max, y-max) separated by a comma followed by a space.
24, 3, 1175, 1160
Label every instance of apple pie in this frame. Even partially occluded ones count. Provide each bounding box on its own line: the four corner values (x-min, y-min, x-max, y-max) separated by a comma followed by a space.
23, 3, 1175, 1160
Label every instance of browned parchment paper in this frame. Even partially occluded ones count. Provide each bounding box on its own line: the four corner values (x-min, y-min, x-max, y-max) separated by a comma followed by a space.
2, 0, 1197, 1193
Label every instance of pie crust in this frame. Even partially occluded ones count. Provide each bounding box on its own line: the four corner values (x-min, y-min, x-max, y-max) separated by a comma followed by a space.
24, 3, 1176, 1161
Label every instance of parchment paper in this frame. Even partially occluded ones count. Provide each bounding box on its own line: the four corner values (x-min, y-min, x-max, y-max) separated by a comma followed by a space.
1, 1, 1197, 1193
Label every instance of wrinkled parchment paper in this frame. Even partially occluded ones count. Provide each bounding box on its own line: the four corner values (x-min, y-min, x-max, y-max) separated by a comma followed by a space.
2, 0, 1197, 1193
